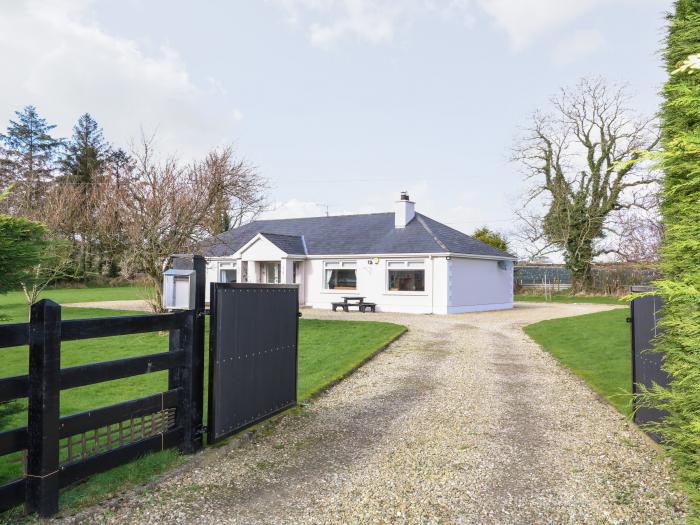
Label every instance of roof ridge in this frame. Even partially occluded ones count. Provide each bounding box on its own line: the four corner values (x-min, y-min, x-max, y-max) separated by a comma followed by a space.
252, 211, 393, 223
417, 213, 514, 258
259, 232, 302, 238
415, 214, 449, 251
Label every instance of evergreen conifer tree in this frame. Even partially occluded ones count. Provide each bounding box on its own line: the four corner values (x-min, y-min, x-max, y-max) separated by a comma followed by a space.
60, 113, 110, 185
642, 1, 700, 520
0, 106, 61, 209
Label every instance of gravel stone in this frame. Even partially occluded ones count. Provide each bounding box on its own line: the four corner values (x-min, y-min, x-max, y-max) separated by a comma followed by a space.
58, 302, 687, 524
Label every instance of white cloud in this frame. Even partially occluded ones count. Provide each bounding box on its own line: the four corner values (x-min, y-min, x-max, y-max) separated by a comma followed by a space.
552, 28, 605, 65
0, 0, 237, 159
274, 0, 403, 47
260, 199, 333, 219
476, 0, 609, 50
263, 185, 513, 238
270, 0, 618, 50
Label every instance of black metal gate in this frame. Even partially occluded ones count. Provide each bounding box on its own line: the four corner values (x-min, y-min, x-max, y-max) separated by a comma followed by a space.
207, 283, 299, 444
630, 287, 668, 441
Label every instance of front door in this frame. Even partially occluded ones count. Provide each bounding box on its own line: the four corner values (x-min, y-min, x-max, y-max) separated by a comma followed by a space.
261, 262, 281, 284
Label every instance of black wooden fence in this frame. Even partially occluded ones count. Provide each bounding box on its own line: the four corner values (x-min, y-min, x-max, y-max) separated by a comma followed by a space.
0, 255, 302, 518
0, 299, 204, 516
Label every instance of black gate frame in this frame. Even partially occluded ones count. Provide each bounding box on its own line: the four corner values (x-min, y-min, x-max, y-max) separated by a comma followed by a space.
630, 286, 669, 441
207, 283, 299, 444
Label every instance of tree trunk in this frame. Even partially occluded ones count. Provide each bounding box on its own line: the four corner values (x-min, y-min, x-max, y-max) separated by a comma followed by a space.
566, 238, 594, 294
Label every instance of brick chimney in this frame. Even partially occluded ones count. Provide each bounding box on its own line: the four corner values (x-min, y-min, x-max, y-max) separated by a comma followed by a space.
394, 191, 415, 228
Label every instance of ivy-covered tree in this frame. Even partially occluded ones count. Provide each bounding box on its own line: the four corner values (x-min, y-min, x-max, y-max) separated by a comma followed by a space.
514, 78, 659, 292
0, 106, 62, 212
59, 113, 110, 186
641, 1, 700, 520
472, 227, 509, 252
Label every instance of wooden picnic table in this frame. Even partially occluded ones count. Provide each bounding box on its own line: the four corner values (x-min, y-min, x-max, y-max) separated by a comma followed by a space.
332, 296, 375, 312
341, 296, 366, 304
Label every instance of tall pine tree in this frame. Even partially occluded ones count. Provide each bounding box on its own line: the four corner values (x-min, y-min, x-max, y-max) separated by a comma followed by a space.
641, 1, 700, 520
59, 114, 111, 277
60, 113, 110, 186
0, 106, 62, 211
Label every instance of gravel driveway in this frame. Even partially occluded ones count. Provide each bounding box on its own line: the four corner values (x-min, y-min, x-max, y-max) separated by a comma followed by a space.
62, 302, 686, 524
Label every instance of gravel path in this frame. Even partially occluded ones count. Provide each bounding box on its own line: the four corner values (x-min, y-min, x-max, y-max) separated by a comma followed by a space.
61, 302, 686, 524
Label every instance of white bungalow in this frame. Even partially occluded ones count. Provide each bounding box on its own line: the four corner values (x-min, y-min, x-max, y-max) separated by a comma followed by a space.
202, 193, 515, 314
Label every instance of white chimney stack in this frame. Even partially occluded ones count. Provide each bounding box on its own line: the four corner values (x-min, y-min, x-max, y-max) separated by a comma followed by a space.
394, 191, 415, 228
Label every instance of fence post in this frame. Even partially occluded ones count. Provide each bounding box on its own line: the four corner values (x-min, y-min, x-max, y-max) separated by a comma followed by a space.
169, 255, 205, 453
25, 299, 61, 517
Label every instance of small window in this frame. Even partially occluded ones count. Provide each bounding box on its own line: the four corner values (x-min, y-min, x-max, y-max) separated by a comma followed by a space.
219, 269, 237, 283
324, 261, 357, 290
387, 261, 425, 292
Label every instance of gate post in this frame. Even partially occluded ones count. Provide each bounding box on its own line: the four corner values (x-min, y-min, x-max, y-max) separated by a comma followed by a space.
26, 299, 61, 517
170, 255, 205, 453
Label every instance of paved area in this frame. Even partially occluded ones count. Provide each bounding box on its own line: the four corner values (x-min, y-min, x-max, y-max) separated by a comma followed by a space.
62, 303, 686, 524
63, 300, 151, 311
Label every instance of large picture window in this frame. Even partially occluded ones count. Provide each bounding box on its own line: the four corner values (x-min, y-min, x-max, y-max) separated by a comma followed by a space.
324, 261, 357, 290
387, 261, 425, 292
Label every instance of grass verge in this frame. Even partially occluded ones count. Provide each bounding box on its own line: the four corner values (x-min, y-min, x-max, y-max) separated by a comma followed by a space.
515, 293, 627, 305
523, 308, 631, 415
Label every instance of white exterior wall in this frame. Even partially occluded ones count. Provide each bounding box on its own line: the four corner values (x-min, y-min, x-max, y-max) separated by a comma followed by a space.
239, 238, 286, 261
204, 251, 513, 314
305, 256, 448, 314
446, 257, 513, 313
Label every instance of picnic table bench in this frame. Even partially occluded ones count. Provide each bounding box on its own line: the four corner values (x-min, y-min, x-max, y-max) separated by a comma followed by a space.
331, 296, 376, 313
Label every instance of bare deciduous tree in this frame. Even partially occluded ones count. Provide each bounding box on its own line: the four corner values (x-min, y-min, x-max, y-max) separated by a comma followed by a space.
98, 136, 266, 311
20, 239, 74, 317
513, 77, 659, 291
602, 189, 663, 263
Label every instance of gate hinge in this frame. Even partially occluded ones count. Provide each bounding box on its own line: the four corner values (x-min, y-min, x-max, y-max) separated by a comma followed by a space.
626, 317, 632, 323
195, 425, 208, 436
297, 311, 303, 318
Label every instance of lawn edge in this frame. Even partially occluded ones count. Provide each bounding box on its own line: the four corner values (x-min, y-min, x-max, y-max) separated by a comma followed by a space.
522, 316, 667, 455
521, 316, 631, 418
301, 324, 408, 402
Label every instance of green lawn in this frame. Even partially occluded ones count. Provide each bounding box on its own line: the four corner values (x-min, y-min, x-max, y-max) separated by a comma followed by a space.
515, 293, 627, 305
0, 288, 405, 517
0, 285, 147, 323
523, 308, 631, 415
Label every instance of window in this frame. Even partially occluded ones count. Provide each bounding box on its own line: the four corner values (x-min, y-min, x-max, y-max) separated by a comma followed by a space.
387, 261, 425, 292
293, 261, 303, 284
218, 262, 237, 283
324, 261, 357, 290
219, 269, 237, 283
262, 262, 280, 284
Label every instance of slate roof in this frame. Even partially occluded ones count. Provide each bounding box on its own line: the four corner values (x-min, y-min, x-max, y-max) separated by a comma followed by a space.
259, 233, 306, 255
202, 212, 514, 259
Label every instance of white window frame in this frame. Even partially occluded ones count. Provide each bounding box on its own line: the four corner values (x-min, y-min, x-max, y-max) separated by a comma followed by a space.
322, 260, 357, 292
218, 261, 237, 283
385, 260, 427, 295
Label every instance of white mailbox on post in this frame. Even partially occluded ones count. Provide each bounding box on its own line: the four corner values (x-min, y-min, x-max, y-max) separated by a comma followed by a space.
163, 269, 196, 310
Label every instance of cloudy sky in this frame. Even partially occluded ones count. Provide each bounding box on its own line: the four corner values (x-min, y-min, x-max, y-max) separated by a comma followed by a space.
0, 0, 669, 249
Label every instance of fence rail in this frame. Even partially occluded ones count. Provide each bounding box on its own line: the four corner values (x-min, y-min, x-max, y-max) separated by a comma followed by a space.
0, 299, 204, 517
